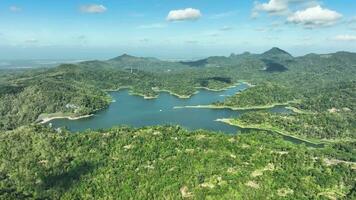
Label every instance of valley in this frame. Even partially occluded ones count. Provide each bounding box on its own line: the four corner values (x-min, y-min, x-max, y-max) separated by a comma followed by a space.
0, 48, 355, 199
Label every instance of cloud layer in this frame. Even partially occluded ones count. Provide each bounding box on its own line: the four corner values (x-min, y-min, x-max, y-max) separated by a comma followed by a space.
254, 0, 289, 14
333, 34, 356, 41
167, 8, 201, 21
287, 5, 342, 28
80, 4, 107, 14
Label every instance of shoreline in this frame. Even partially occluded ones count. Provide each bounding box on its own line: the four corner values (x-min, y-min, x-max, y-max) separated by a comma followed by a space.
128, 92, 159, 99
39, 82, 250, 125
174, 103, 289, 111
107, 81, 250, 100
174, 99, 301, 111
216, 118, 323, 146
239, 81, 256, 87
285, 106, 314, 114
104, 86, 131, 92
195, 81, 253, 92
152, 89, 198, 99
39, 114, 94, 124
194, 82, 245, 92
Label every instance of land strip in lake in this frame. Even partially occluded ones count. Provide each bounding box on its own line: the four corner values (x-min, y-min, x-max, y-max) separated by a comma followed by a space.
216, 118, 324, 146
37, 113, 94, 124
174, 102, 292, 111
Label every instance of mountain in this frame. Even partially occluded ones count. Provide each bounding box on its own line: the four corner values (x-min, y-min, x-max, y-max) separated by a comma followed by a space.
179, 48, 294, 69
179, 56, 231, 68
261, 47, 293, 59
179, 59, 208, 67
108, 54, 188, 72
263, 47, 291, 55
0, 47, 355, 199
109, 54, 158, 62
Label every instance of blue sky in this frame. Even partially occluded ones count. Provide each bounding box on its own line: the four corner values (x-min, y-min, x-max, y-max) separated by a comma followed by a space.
0, 0, 355, 59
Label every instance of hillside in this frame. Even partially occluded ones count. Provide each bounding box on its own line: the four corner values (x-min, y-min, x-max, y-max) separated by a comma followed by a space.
0, 125, 354, 199
108, 54, 189, 72
0, 48, 355, 133
0, 48, 355, 200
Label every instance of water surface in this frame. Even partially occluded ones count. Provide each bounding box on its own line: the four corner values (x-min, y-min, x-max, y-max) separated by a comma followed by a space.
50, 83, 289, 134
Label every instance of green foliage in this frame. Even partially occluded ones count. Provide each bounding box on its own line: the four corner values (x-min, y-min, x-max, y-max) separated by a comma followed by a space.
216, 83, 298, 107
0, 79, 110, 130
316, 141, 356, 162
0, 48, 356, 199
236, 111, 355, 140
0, 125, 354, 199
297, 81, 356, 113
225, 80, 355, 141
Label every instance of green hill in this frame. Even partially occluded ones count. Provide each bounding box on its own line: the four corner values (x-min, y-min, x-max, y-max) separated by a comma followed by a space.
0, 125, 354, 199
0, 48, 356, 199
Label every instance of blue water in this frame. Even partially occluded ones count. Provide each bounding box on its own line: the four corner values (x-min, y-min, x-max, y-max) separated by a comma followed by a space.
49, 83, 290, 134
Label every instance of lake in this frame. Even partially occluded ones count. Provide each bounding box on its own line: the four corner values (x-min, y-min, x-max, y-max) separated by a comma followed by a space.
49, 83, 290, 134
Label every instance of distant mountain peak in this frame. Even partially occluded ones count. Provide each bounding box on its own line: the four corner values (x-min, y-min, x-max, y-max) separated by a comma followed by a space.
260, 47, 294, 62
121, 53, 134, 57
262, 47, 293, 57
109, 54, 138, 61
109, 54, 161, 63
117, 53, 135, 58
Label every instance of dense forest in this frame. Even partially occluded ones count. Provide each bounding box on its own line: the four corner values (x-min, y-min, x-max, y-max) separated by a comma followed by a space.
0, 79, 111, 130
219, 80, 355, 142
0, 125, 355, 199
214, 82, 299, 108
1, 48, 355, 131
0, 48, 355, 199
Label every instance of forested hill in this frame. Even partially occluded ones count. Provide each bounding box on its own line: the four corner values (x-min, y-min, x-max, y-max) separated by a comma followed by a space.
107, 53, 190, 72
0, 48, 356, 199
0, 125, 355, 199
0, 48, 355, 132
53, 48, 356, 72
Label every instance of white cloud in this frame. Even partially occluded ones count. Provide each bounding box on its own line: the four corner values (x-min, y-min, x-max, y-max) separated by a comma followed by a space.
287, 6, 342, 28
10, 6, 22, 12
252, 0, 319, 16
254, 0, 289, 14
167, 8, 202, 21
137, 23, 166, 29
80, 4, 107, 14
253, 1, 342, 28
332, 34, 356, 41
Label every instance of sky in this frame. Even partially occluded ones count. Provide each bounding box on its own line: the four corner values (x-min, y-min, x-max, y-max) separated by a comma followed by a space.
0, 0, 356, 60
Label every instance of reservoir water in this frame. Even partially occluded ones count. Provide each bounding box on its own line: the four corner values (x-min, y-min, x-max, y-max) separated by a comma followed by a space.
50, 83, 290, 134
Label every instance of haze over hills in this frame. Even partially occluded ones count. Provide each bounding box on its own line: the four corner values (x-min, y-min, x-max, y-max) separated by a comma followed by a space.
72, 47, 356, 73
0, 59, 87, 70
3, 47, 354, 72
